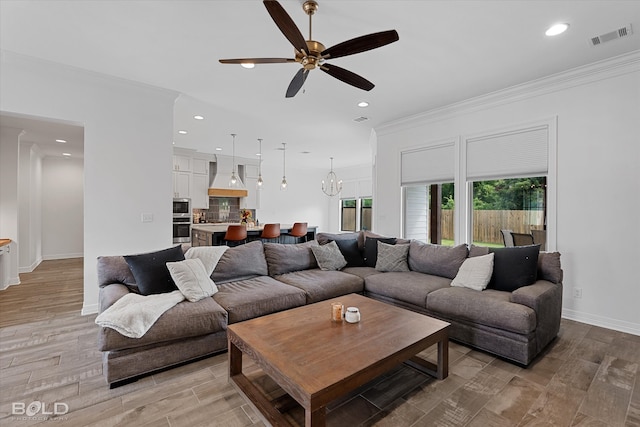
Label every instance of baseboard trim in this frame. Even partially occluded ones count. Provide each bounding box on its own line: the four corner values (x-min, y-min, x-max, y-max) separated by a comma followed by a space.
82, 303, 98, 316
43, 253, 83, 260
562, 308, 640, 336
19, 257, 42, 273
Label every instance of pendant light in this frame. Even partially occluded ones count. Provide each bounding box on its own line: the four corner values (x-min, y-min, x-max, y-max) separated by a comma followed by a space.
257, 138, 264, 189
280, 142, 287, 190
322, 157, 343, 196
229, 133, 239, 188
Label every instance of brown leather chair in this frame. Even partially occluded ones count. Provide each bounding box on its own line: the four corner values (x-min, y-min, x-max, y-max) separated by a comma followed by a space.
288, 222, 308, 243
511, 232, 534, 246
260, 223, 281, 243
223, 224, 247, 246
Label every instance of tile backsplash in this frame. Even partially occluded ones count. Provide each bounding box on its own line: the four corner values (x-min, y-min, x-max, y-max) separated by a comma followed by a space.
194, 197, 240, 223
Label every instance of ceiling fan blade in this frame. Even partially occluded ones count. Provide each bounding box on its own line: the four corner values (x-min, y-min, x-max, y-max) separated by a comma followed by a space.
263, 0, 308, 55
219, 58, 295, 64
321, 30, 399, 59
320, 63, 374, 91
285, 68, 309, 98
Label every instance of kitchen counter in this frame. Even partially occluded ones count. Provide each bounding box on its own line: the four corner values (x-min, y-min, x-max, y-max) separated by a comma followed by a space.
0, 239, 11, 247
191, 224, 317, 246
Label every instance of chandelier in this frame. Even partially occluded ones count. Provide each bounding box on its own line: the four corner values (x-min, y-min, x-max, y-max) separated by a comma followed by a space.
322, 157, 342, 196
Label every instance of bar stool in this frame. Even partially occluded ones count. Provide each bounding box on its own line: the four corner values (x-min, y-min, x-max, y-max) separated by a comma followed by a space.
288, 222, 308, 243
223, 225, 247, 247
260, 223, 281, 243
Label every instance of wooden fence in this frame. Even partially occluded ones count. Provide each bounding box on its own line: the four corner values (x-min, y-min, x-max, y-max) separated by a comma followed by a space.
442, 210, 544, 244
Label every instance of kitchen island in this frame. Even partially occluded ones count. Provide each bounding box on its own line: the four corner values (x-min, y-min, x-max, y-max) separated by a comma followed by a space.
191, 223, 317, 246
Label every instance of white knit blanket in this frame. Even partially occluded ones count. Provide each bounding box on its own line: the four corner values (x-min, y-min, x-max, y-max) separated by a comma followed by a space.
95, 246, 229, 338
95, 290, 185, 338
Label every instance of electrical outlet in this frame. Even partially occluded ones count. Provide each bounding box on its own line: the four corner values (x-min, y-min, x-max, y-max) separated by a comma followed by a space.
573, 288, 583, 299
141, 213, 153, 223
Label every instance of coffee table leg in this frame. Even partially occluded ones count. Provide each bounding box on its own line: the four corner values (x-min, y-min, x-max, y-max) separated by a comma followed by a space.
306, 406, 326, 427
229, 340, 242, 376
437, 335, 449, 380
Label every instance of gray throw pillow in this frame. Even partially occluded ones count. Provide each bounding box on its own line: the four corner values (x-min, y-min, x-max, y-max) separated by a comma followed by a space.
408, 241, 468, 279
375, 242, 410, 272
212, 240, 268, 283
311, 240, 347, 271
264, 240, 319, 275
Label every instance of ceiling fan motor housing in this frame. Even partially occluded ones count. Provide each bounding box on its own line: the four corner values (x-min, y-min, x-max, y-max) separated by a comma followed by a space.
296, 40, 325, 69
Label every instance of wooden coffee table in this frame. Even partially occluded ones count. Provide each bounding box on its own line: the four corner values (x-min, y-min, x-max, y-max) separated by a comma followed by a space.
227, 293, 450, 427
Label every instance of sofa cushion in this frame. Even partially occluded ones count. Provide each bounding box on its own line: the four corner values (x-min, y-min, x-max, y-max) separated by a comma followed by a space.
408, 241, 468, 279
213, 276, 307, 323
334, 239, 365, 267
212, 241, 268, 284
97, 255, 137, 290
341, 266, 383, 280
167, 258, 218, 302
538, 252, 563, 284
316, 231, 363, 249
274, 269, 364, 304
427, 287, 536, 335
364, 271, 451, 307
451, 253, 494, 291
123, 245, 185, 295
488, 245, 540, 291
98, 294, 228, 351
311, 240, 347, 271
363, 237, 396, 268
375, 242, 410, 272
264, 241, 319, 275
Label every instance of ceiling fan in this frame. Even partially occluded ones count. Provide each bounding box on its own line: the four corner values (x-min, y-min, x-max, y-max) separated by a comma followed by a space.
219, 0, 399, 98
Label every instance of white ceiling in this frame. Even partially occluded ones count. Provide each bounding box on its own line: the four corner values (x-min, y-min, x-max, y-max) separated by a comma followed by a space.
1, 0, 639, 167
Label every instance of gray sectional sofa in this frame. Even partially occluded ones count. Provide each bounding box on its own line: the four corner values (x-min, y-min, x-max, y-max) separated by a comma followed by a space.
96, 232, 563, 386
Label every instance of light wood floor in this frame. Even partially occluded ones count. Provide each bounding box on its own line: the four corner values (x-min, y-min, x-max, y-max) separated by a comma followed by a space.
0, 259, 639, 426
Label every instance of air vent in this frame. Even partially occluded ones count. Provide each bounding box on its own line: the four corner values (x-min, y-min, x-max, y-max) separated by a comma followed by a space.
353, 116, 369, 123
590, 24, 633, 46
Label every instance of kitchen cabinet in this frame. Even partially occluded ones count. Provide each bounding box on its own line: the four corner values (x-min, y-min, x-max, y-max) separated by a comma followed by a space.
191, 228, 211, 247
173, 171, 190, 198
241, 177, 260, 210
173, 154, 191, 172
192, 157, 209, 175
191, 174, 209, 209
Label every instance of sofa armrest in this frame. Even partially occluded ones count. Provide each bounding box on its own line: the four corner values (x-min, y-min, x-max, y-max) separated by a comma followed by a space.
511, 280, 563, 351
98, 283, 131, 314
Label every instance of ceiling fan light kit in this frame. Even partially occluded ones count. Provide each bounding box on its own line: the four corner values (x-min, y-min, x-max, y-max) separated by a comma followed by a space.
219, 0, 399, 98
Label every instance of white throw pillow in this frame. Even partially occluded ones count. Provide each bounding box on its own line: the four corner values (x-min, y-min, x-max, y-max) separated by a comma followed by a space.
450, 253, 494, 291
166, 258, 218, 302
184, 246, 228, 276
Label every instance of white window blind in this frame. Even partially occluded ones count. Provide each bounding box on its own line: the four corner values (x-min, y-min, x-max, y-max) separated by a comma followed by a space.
466, 125, 548, 180
340, 181, 357, 199
401, 142, 455, 185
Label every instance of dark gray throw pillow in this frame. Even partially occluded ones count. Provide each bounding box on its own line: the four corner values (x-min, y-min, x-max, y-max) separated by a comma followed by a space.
488, 244, 541, 291
363, 237, 396, 268
334, 239, 365, 267
123, 245, 185, 295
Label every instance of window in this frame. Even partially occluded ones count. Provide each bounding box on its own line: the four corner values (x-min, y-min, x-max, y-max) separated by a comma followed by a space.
341, 198, 372, 231
341, 199, 357, 231
404, 183, 454, 245
471, 177, 546, 248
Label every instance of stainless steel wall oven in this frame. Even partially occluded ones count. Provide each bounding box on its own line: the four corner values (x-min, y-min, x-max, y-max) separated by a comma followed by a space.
173, 198, 192, 243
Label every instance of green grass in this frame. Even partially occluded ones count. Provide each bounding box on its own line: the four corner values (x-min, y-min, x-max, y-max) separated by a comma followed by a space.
440, 239, 503, 248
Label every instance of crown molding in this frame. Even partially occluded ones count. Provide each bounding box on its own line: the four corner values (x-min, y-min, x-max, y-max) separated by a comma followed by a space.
377, 50, 640, 136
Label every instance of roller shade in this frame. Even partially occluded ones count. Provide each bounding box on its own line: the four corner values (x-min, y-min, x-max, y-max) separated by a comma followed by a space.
401, 142, 455, 185
466, 125, 548, 180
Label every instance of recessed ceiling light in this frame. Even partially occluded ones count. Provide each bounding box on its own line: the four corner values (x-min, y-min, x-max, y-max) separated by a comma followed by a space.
193, 115, 204, 120
241, 63, 255, 69
178, 130, 188, 135
62, 152, 71, 157
256, 153, 262, 156
358, 101, 369, 108
546, 23, 569, 36
215, 147, 223, 151
55, 139, 67, 143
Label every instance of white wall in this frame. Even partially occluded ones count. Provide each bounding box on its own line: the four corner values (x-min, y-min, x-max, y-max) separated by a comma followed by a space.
374, 52, 640, 335
0, 126, 22, 286
0, 52, 178, 314
41, 156, 83, 260
18, 141, 43, 272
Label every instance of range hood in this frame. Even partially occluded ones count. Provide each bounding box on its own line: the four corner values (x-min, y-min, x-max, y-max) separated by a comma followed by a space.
209, 155, 248, 197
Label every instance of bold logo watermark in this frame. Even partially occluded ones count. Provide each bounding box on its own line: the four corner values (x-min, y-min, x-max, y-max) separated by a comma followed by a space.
12, 401, 69, 421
